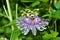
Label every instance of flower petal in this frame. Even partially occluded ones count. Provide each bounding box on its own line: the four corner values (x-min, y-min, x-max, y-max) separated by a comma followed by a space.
35, 25, 40, 31
23, 27, 30, 35
39, 26, 46, 31
44, 22, 49, 25
31, 26, 36, 35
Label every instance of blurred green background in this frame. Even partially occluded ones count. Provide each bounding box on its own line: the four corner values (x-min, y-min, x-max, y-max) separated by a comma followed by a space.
0, 0, 60, 40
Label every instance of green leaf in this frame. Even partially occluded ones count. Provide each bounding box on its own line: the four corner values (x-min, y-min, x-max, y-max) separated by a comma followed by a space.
54, 1, 60, 9
10, 29, 22, 40
21, 0, 39, 2
2, 18, 9, 25
2, 20, 16, 27
43, 31, 58, 40
26, 37, 32, 40
50, 31, 58, 37
0, 13, 7, 17
51, 37, 60, 40
5, 27, 12, 34
42, 14, 52, 17
52, 10, 60, 19
42, 8, 56, 18
40, 0, 48, 2
31, 1, 40, 7
0, 27, 4, 33
49, 8, 56, 14
48, 8, 60, 19
43, 33, 51, 40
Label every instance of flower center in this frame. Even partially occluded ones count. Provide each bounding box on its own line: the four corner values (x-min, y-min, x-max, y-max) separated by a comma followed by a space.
30, 16, 35, 22
30, 16, 35, 20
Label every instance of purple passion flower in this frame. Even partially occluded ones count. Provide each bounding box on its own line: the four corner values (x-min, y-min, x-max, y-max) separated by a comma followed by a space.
16, 15, 49, 35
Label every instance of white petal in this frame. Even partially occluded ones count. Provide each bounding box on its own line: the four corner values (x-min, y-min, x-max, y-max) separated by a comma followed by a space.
39, 26, 46, 31
31, 27, 36, 35
35, 25, 40, 31
44, 22, 49, 25
20, 25, 24, 30
42, 26, 46, 29
22, 26, 30, 35
24, 29, 30, 35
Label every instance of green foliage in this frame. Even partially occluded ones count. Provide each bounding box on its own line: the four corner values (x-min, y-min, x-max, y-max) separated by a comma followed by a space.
0, 27, 4, 33
26, 37, 32, 40
50, 30, 58, 37
21, 0, 48, 2
52, 10, 60, 19
51, 37, 60, 40
40, 0, 48, 2
21, 0, 39, 2
54, 0, 60, 9
10, 29, 22, 40
0, 13, 7, 17
2, 20, 16, 27
42, 8, 60, 19
5, 27, 12, 34
43, 31, 58, 40
30, 1, 40, 7
0, 0, 60, 40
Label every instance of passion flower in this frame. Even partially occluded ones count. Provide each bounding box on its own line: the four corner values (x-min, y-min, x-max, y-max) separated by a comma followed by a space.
16, 15, 49, 35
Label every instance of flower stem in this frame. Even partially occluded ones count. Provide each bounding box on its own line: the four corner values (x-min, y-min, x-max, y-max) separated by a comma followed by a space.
6, 0, 12, 22
54, 0, 57, 4
6, 0, 18, 40
53, 0, 57, 32
54, 20, 57, 32
15, 3, 18, 40
40, 32, 43, 40
16, 4, 18, 18
6, 0, 14, 31
3, 5, 8, 17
